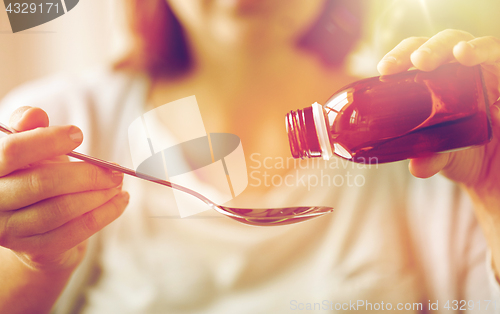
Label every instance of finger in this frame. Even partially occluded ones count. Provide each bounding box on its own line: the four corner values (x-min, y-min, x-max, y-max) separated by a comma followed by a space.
9, 107, 49, 132
453, 37, 500, 66
13, 240, 89, 271
0, 125, 83, 177
39, 155, 70, 164
408, 153, 450, 178
0, 162, 124, 211
15, 191, 129, 255
491, 100, 500, 138
7, 107, 68, 167
410, 29, 475, 71
377, 37, 429, 75
6, 187, 122, 238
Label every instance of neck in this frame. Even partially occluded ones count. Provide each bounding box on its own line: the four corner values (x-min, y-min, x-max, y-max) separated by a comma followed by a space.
189, 33, 316, 93
149, 30, 355, 161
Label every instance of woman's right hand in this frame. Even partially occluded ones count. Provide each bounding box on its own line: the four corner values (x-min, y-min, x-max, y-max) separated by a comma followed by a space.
0, 107, 129, 272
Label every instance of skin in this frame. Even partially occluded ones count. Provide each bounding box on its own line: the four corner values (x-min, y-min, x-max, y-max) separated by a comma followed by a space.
378, 29, 500, 274
153, 0, 354, 186
1, 2, 499, 313
0, 107, 129, 313
0, 1, 335, 312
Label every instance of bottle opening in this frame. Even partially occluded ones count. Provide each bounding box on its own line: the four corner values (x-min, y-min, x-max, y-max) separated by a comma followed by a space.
285, 107, 322, 158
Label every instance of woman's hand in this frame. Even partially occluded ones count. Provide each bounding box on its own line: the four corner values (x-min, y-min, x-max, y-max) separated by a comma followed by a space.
0, 107, 129, 272
377, 29, 500, 187
377, 29, 500, 273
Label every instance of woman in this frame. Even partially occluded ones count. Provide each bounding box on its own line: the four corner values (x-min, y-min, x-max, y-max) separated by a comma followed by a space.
0, 0, 499, 313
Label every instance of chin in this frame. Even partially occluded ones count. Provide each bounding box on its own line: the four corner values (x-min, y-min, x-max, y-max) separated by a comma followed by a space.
218, 0, 321, 19
217, 0, 270, 14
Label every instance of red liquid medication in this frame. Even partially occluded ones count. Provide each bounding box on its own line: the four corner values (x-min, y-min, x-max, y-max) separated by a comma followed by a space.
286, 63, 492, 163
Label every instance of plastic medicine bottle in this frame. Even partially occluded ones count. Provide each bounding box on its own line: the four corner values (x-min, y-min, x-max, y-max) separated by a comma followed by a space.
286, 63, 492, 164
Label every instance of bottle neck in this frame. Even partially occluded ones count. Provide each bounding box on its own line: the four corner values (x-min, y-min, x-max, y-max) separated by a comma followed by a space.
285, 106, 322, 158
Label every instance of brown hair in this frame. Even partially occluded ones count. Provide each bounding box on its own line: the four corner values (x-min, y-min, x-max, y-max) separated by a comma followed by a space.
116, 0, 362, 78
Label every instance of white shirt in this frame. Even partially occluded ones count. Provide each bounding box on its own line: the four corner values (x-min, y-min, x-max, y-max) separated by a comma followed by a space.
1, 68, 499, 314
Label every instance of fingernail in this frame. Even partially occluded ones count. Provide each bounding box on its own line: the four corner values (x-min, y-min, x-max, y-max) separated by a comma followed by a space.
69, 126, 83, 143
119, 191, 130, 203
14, 110, 28, 128
382, 56, 397, 63
492, 105, 500, 118
420, 47, 432, 54
112, 171, 124, 184
412, 47, 432, 58
112, 183, 123, 192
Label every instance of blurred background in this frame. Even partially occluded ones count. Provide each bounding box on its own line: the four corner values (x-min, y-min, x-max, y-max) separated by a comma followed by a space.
0, 0, 127, 100
1, 0, 500, 101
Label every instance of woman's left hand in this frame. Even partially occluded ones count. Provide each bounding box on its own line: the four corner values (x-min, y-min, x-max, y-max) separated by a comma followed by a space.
378, 29, 500, 272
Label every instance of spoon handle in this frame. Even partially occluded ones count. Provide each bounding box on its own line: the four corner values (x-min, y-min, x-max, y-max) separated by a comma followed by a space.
0, 122, 215, 208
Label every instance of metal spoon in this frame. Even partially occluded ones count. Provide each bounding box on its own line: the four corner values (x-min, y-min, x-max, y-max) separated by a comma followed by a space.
0, 122, 334, 226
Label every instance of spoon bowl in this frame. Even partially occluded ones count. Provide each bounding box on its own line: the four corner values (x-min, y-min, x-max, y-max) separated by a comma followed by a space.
0, 122, 334, 226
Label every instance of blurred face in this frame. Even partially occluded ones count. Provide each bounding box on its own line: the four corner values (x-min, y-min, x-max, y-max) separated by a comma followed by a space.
165, 0, 326, 46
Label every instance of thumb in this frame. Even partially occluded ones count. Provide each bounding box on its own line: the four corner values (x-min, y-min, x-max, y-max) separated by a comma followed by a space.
491, 98, 500, 138
409, 153, 450, 179
9, 106, 49, 132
